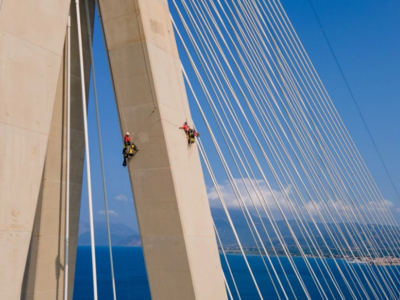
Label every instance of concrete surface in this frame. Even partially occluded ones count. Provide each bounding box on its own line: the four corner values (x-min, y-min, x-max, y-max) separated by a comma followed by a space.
0, 0, 226, 298
0, 1, 71, 299
20, 2, 94, 299
98, 0, 228, 299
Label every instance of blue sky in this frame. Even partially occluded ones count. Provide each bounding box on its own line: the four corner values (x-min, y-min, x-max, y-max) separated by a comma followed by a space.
284, 0, 400, 205
80, 0, 400, 231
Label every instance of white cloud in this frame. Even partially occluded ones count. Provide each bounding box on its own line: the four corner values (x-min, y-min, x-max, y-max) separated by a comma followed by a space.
98, 210, 118, 217
300, 198, 400, 225
383, 199, 394, 208
207, 178, 292, 215
115, 194, 129, 202
207, 178, 400, 225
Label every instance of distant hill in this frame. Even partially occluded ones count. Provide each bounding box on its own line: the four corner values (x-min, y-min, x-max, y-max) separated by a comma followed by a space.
78, 221, 140, 246
211, 207, 400, 252
78, 209, 400, 253
114, 235, 142, 247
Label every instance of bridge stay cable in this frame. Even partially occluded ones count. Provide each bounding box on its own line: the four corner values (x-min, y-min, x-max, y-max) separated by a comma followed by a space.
180, 25, 324, 300
75, 0, 98, 299
175, 3, 328, 298
214, 221, 243, 300
248, 1, 400, 292
170, 0, 400, 299
177, 3, 344, 298
255, 0, 400, 269
175, 1, 360, 298
67, 0, 400, 298
268, 0, 400, 241
64, 12, 71, 300
178, 8, 330, 298
180, 63, 265, 299
306, 0, 400, 204
248, 0, 400, 291
173, 15, 308, 300
84, 0, 118, 299
222, 1, 400, 296
241, 1, 396, 296
234, 0, 400, 294
187, 2, 364, 298
182, 2, 362, 298
179, 11, 301, 299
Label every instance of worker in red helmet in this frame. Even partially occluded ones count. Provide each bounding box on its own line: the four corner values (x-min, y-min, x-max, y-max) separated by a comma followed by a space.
124, 132, 131, 145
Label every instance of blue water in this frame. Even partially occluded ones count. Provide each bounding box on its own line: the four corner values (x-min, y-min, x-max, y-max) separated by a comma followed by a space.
74, 246, 399, 299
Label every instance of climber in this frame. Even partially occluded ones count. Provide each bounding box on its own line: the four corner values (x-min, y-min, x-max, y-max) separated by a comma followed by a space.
179, 122, 192, 143
122, 132, 139, 167
187, 128, 195, 144
187, 128, 200, 144
179, 122, 200, 145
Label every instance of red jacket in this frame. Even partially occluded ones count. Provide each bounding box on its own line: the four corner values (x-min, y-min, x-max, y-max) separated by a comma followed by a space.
124, 135, 131, 143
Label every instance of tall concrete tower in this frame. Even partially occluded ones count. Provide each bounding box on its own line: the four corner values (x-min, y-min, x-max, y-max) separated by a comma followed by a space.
0, 0, 228, 299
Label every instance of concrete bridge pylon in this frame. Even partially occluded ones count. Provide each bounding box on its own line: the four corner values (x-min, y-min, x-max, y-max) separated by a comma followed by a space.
0, 0, 228, 299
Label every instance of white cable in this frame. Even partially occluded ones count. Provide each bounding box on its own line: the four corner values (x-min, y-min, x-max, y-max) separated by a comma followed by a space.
75, 1, 98, 299
196, 113, 265, 300
178, 8, 321, 295
223, 274, 234, 300
175, 5, 334, 296
214, 222, 241, 300
178, 1, 384, 298
180, 64, 264, 299
176, 1, 398, 299
204, 131, 285, 299
64, 12, 71, 300
83, 1, 117, 299
209, 2, 394, 296
269, 0, 400, 261
241, 1, 400, 292
181, 13, 299, 297
92, 0, 126, 139
178, 38, 316, 296
175, 2, 346, 298
198, 140, 264, 299
269, 0, 400, 241
236, 1, 398, 294
174, 16, 302, 298
250, 0, 400, 268
241, 1, 400, 261
230, 3, 396, 296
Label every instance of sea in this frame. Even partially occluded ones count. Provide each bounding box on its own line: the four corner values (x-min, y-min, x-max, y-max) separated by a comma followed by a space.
73, 246, 399, 300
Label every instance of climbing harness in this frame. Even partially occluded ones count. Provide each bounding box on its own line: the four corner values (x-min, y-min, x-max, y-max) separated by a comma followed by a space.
122, 142, 139, 167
